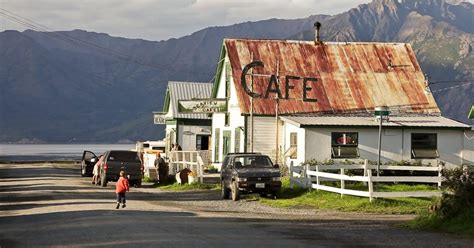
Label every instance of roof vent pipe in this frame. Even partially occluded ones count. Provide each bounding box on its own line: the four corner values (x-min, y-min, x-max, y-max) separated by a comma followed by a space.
314, 22, 322, 44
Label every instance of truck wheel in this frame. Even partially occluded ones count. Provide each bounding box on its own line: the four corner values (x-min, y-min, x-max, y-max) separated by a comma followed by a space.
135, 180, 142, 188
231, 181, 240, 201
101, 174, 107, 187
272, 191, 279, 200
221, 181, 230, 199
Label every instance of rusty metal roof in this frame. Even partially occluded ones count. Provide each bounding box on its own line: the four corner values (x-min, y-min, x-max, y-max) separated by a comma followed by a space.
223, 39, 440, 115
281, 116, 470, 129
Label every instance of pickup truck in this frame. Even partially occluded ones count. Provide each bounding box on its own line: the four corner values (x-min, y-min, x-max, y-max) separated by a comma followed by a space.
220, 153, 281, 201
99, 150, 144, 187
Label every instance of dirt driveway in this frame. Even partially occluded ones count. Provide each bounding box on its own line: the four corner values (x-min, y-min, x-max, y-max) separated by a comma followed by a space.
0, 162, 472, 247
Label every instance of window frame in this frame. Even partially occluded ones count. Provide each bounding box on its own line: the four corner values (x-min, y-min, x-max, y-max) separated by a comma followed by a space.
411, 133, 438, 159
288, 132, 298, 159
331, 132, 359, 159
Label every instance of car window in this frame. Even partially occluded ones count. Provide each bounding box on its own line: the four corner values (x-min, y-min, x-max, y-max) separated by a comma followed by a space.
222, 156, 230, 169
108, 151, 140, 162
233, 156, 272, 168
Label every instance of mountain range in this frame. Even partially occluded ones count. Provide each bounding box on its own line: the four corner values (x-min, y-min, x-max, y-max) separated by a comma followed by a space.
0, 0, 472, 143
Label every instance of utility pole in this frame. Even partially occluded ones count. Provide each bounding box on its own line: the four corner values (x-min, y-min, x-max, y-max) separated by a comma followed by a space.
275, 60, 280, 164
375, 106, 389, 177
250, 52, 254, 153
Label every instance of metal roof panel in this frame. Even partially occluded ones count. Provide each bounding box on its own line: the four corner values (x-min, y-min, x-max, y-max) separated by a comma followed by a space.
281, 116, 470, 128
168, 81, 213, 119
225, 39, 440, 116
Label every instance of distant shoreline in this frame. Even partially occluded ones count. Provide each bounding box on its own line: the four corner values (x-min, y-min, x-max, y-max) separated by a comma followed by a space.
0, 159, 79, 164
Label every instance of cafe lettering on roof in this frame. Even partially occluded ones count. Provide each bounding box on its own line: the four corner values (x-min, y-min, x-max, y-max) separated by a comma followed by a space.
241, 60, 318, 102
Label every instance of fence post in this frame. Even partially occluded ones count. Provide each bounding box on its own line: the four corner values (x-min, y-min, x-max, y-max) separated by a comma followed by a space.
363, 159, 368, 186
305, 163, 311, 190
315, 164, 320, 191
437, 160, 443, 189
340, 168, 345, 198
289, 161, 294, 189
197, 153, 204, 183
199, 154, 203, 183
190, 152, 195, 173
367, 169, 373, 203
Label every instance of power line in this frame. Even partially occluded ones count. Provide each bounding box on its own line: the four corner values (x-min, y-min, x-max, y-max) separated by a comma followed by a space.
429, 79, 474, 85
0, 8, 214, 77
430, 81, 473, 93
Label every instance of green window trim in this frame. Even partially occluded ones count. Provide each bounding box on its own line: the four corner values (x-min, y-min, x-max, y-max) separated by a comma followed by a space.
223, 130, 232, 159
214, 128, 220, 162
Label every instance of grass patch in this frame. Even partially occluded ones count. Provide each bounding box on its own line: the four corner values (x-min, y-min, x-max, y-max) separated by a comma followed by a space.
405, 209, 474, 238
259, 178, 435, 214
156, 182, 220, 191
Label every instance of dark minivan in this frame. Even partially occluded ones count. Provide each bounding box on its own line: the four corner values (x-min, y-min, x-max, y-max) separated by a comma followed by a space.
220, 153, 281, 201
99, 150, 143, 187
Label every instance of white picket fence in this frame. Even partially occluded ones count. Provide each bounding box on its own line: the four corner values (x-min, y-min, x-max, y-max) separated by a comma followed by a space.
289, 160, 442, 202
168, 151, 205, 183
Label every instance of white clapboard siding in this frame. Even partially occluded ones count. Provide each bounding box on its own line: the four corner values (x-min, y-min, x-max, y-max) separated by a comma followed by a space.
247, 116, 283, 161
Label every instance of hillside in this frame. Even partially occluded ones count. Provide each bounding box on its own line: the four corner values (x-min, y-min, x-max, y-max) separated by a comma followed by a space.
0, 0, 472, 143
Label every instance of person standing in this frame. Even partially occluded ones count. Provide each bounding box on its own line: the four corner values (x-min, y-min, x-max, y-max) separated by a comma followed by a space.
115, 171, 130, 209
154, 152, 168, 184
91, 155, 103, 185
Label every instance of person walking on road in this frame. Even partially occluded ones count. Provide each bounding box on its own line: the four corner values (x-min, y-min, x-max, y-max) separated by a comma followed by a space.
115, 171, 130, 209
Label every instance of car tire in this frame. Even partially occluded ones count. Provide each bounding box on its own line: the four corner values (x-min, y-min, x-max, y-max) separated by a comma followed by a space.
81, 162, 87, 177
231, 181, 240, 201
100, 174, 107, 187
221, 181, 230, 199
259, 192, 267, 198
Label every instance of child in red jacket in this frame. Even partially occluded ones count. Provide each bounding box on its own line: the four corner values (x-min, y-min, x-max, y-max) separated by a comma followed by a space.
115, 171, 130, 209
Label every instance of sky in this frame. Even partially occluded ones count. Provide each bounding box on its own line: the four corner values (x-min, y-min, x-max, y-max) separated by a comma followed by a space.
0, 0, 374, 41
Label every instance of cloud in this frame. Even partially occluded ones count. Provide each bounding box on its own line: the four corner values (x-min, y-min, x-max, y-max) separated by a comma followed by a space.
0, 0, 397, 41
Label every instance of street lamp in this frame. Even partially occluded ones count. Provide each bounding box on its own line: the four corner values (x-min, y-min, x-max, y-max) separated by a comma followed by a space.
374, 106, 390, 177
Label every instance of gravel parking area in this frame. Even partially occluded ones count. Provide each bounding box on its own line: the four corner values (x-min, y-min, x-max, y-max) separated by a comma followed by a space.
0, 162, 472, 248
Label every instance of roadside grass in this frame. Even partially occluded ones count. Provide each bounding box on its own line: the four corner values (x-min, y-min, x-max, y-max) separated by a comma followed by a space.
404, 209, 474, 238
259, 177, 436, 214
156, 182, 220, 191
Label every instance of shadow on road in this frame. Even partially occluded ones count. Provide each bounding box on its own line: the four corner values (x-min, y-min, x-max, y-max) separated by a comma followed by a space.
0, 209, 471, 248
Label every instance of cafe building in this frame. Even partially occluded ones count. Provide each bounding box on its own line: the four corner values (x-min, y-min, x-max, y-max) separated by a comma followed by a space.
210, 37, 473, 168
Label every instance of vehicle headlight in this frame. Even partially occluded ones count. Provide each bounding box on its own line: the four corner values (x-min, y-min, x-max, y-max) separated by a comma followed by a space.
237, 177, 247, 182
272, 177, 281, 181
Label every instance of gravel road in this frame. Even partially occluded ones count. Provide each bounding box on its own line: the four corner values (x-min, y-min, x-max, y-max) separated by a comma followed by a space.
0, 162, 472, 248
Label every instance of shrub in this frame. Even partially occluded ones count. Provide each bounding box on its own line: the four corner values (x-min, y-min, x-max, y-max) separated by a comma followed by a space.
206, 165, 218, 173
435, 165, 474, 219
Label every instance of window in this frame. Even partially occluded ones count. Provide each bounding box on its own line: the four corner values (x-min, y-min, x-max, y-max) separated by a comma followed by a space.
233, 155, 273, 168
225, 113, 230, 126
331, 132, 359, 158
411, 133, 438, 159
285, 132, 298, 159
234, 128, 241, 153
196, 135, 209, 150
214, 128, 220, 162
